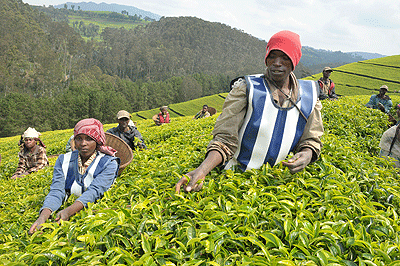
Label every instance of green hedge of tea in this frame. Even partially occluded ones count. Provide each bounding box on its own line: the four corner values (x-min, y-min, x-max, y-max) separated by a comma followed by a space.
305, 55, 400, 97
1, 95, 400, 265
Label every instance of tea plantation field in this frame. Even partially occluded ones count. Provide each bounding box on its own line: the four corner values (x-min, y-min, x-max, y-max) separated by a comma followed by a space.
305, 55, 400, 97
131, 93, 229, 121
132, 55, 400, 123
1, 94, 400, 265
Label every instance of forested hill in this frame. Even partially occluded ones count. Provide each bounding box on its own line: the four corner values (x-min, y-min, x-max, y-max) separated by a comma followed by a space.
0, 0, 384, 138
1, 0, 306, 138
54, 1, 161, 21
96, 16, 311, 81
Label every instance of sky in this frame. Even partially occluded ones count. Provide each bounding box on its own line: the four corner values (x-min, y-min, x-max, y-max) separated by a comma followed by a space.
23, 0, 400, 56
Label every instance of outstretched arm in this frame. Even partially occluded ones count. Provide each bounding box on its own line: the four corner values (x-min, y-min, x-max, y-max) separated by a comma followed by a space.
55, 201, 84, 222
175, 151, 222, 193
11, 153, 27, 178
29, 208, 52, 235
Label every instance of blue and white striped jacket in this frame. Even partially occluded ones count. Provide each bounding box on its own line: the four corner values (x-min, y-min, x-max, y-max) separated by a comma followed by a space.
226, 74, 318, 171
41, 150, 119, 213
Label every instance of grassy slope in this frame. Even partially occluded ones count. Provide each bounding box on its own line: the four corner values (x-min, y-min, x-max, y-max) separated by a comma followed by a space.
132, 93, 229, 121
304, 55, 400, 97
68, 11, 150, 41
134, 55, 400, 122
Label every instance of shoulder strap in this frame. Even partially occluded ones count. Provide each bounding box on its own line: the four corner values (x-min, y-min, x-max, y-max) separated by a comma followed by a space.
317, 79, 323, 88
329, 80, 335, 90
83, 152, 106, 190
61, 152, 72, 177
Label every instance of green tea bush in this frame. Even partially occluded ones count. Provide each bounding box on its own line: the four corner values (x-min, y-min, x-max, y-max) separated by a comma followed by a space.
1, 96, 400, 265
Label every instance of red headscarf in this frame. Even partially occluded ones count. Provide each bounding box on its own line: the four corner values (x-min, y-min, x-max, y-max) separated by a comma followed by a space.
74, 118, 117, 156
265, 30, 302, 70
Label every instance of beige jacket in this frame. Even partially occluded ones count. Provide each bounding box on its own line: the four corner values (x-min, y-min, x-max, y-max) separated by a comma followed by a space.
207, 72, 324, 166
379, 125, 400, 168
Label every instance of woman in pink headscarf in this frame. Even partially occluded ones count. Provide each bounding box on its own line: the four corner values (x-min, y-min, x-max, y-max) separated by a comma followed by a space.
29, 118, 120, 235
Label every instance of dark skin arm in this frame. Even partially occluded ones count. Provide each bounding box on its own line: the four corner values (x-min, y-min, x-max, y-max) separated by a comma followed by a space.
11, 171, 29, 179
175, 150, 222, 193
281, 148, 313, 174
28, 201, 84, 235
28, 208, 52, 235
175, 148, 313, 193
55, 201, 84, 222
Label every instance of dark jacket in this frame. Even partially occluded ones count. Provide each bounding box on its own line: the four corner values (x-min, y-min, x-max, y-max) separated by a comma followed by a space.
318, 78, 338, 100
107, 125, 146, 150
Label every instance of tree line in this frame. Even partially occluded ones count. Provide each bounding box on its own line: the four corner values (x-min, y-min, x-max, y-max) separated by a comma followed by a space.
0, 0, 314, 138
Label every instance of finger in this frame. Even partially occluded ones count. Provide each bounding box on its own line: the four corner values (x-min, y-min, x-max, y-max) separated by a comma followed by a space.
192, 182, 204, 192
55, 212, 62, 222
186, 176, 204, 192
287, 153, 300, 163
288, 165, 303, 174
188, 176, 205, 192
175, 177, 188, 193
28, 224, 37, 235
288, 159, 307, 173
185, 179, 197, 192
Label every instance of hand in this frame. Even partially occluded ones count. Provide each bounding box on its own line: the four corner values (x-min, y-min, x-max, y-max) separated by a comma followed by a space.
175, 169, 206, 194
388, 114, 397, 124
378, 103, 385, 112
28, 208, 52, 235
281, 148, 313, 174
28, 217, 47, 235
175, 150, 223, 193
54, 201, 84, 223
55, 209, 72, 223
10, 172, 27, 179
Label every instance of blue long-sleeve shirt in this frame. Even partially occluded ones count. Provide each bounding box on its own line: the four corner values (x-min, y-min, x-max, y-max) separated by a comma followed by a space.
366, 94, 392, 113
40, 151, 119, 213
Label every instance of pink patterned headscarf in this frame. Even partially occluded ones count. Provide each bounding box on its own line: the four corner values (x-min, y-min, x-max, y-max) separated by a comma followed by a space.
74, 118, 117, 156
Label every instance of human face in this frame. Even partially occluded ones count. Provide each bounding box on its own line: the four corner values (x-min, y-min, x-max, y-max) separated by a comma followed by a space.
74, 134, 97, 161
118, 117, 129, 132
323, 70, 332, 79
202, 106, 208, 113
266, 50, 293, 86
24, 138, 37, 149
379, 88, 387, 96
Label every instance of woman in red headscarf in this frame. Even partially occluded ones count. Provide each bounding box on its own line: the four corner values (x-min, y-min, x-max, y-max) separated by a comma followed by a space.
176, 30, 324, 193
29, 118, 120, 235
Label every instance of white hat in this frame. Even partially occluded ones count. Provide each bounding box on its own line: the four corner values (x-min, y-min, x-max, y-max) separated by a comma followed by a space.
23, 127, 40, 138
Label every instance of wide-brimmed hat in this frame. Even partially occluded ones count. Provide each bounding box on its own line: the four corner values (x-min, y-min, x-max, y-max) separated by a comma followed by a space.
323, 66, 333, 72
